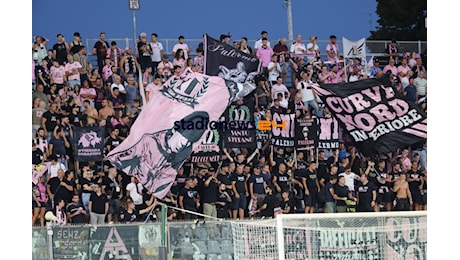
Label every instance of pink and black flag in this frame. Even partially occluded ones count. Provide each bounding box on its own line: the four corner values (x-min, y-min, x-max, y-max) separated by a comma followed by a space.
106, 69, 255, 199
311, 75, 427, 156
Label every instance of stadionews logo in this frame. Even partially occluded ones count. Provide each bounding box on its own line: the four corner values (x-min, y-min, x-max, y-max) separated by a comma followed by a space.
173, 118, 286, 131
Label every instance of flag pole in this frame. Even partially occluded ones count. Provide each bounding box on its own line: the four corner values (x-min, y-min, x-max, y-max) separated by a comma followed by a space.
138, 69, 147, 107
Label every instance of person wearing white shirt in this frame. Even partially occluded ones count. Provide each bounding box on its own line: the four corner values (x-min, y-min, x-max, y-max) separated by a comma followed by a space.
172, 35, 191, 60
48, 155, 67, 179
290, 34, 307, 60
126, 176, 144, 205
254, 30, 271, 54
339, 167, 361, 196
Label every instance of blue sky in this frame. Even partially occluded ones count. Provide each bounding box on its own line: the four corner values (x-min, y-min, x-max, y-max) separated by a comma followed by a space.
32, 0, 378, 49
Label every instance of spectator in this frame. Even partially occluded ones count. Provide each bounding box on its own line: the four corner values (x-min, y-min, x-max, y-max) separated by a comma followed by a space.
202, 167, 219, 220
254, 31, 270, 54
273, 38, 290, 83
48, 127, 70, 166
119, 197, 156, 223
231, 164, 248, 219
178, 177, 200, 220
411, 57, 427, 79
393, 174, 412, 211
406, 161, 424, 211
333, 175, 355, 213
271, 76, 289, 108
279, 189, 295, 214
324, 175, 338, 213
216, 183, 232, 219
251, 185, 277, 218
356, 174, 376, 212
369, 58, 382, 78
46, 168, 70, 205
254, 76, 270, 112
172, 35, 191, 60
239, 37, 253, 54
50, 60, 66, 91
98, 99, 115, 121
290, 34, 307, 60
326, 35, 339, 66
80, 169, 97, 214
32, 175, 48, 226
92, 32, 109, 74
267, 54, 282, 85
120, 47, 141, 80
145, 75, 162, 103
65, 53, 82, 90
256, 38, 274, 79
158, 54, 173, 78
79, 79, 96, 108
33, 84, 49, 109
296, 71, 320, 117
414, 70, 427, 101
106, 41, 123, 70
193, 48, 204, 73
306, 36, 320, 63
102, 167, 123, 224
69, 32, 83, 55
88, 183, 108, 225
173, 48, 186, 73
248, 165, 268, 210
66, 194, 87, 224
384, 39, 400, 64
53, 34, 69, 65
338, 166, 360, 197
73, 45, 89, 83
82, 100, 98, 126
149, 33, 164, 76
124, 76, 139, 112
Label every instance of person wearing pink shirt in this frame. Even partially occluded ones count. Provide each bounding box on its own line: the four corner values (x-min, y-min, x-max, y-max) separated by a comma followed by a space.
256, 38, 274, 79
145, 76, 162, 103
173, 48, 186, 74
318, 65, 334, 84
158, 54, 173, 79
79, 79, 97, 109
64, 53, 82, 90
102, 58, 113, 82
326, 35, 339, 66
397, 58, 411, 88
193, 48, 204, 73
50, 60, 66, 90
383, 58, 398, 80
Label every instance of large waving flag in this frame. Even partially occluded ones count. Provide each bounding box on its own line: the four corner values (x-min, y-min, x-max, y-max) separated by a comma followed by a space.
204, 34, 260, 82
106, 69, 255, 199
311, 75, 427, 156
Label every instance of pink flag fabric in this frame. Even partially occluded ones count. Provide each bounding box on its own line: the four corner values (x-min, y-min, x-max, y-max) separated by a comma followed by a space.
32, 162, 51, 185
107, 68, 255, 199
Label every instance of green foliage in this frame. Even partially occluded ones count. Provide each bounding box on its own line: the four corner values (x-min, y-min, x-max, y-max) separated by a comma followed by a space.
369, 0, 427, 41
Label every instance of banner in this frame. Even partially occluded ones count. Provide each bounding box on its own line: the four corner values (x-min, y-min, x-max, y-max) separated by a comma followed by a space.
313, 218, 383, 259
52, 226, 89, 259
73, 126, 106, 162
190, 129, 222, 163
295, 117, 319, 151
384, 215, 427, 259
270, 112, 295, 147
317, 116, 340, 150
106, 69, 256, 199
224, 103, 257, 148
203, 34, 260, 82
312, 75, 427, 156
89, 225, 139, 260
343, 37, 366, 59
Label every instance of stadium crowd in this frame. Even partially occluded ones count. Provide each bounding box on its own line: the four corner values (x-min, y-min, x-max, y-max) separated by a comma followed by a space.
32, 31, 427, 226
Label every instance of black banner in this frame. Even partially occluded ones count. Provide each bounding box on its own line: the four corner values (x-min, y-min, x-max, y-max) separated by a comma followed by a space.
224, 103, 257, 148
190, 129, 222, 163
270, 112, 296, 147
89, 225, 139, 259
73, 126, 106, 162
295, 117, 319, 151
204, 34, 260, 82
317, 116, 340, 150
52, 226, 89, 259
312, 75, 427, 156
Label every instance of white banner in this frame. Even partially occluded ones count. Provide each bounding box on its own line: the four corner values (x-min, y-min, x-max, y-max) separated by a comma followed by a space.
343, 37, 366, 59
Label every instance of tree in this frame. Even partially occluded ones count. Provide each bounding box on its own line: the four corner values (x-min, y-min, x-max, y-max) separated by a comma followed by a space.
369, 0, 427, 41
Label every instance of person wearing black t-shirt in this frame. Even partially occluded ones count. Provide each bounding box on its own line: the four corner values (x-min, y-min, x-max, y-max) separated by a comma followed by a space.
252, 185, 277, 218
301, 161, 320, 213
216, 183, 232, 219
116, 115, 131, 141
170, 166, 187, 196
105, 128, 122, 155
279, 190, 294, 214
325, 175, 338, 213
178, 177, 199, 220
88, 183, 108, 225
102, 167, 123, 223
66, 194, 87, 224
41, 102, 61, 139
374, 160, 393, 212
272, 163, 290, 204
119, 198, 156, 224
53, 34, 69, 65
32, 141, 45, 165
92, 33, 109, 74
46, 169, 72, 205
231, 164, 248, 219
406, 161, 425, 211
333, 175, 354, 213
202, 170, 219, 220
356, 174, 376, 212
